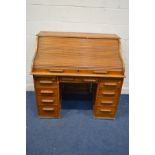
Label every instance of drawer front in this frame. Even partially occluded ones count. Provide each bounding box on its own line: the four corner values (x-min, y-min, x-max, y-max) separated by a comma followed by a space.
38, 105, 60, 118
60, 76, 98, 83
94, 106, 116, 118
81, 77, 98, 83
99, 79, 122, 89
95, 97, 119, 106
60, 77, 77, 83
36, 96, 59, 106
97, 89, 119, 98
36, 88, 59, 96
34, 76, 58, 88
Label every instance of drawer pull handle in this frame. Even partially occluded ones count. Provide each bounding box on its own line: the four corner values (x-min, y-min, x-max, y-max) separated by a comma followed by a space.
93, 71, 108, 74
42, 107, 54, 111
83, 79, 97, 82
101, 101, 113, 105
100, 109, 112, 112
102, 92, 115, 96
49, 69, 64, 73
42, 99, 54, 103
104, 82, 117, 86
40, 90, 54, 94
40, 80, 53, 84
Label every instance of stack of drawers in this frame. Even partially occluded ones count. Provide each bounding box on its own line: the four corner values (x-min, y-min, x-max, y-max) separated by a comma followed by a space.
94, 78, 123, 119
34, 76, 61, 118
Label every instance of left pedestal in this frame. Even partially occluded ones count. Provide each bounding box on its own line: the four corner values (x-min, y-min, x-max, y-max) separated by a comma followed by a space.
33, 76, 61, 118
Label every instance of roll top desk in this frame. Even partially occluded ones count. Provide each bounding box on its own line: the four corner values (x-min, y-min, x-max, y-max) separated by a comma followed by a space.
31, 31, 125, 119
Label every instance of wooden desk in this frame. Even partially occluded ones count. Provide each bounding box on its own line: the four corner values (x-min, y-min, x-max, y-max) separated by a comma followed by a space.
31, 31, 125, 119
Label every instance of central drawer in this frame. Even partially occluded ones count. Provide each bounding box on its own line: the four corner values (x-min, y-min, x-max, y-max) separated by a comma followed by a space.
60, 76, 99, 83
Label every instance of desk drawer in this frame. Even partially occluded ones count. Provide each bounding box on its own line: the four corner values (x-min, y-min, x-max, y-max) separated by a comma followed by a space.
81, 77, 98, 83
60, 76, 98, 83
94, 106, 116, 119
97, 89, 119, 98
36, 88, 59, 96
60, 77, 77, 83
38, 105, 60, 118
34, 76, 57, 88
99, 79, 122, 89
36, 96, 59, 106
95, 97, 118, 106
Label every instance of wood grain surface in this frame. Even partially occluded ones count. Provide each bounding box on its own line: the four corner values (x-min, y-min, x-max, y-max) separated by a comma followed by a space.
32, 31, 125, 119
32, 31, 124, 74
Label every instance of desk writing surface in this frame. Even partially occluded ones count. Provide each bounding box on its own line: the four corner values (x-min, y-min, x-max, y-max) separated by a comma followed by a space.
33, 31, 124, 71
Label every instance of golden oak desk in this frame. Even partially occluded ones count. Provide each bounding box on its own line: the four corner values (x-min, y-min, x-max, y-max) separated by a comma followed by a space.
31, 31, 125, 119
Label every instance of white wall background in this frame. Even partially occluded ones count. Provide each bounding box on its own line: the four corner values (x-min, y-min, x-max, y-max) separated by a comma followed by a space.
26, 0, 129, 93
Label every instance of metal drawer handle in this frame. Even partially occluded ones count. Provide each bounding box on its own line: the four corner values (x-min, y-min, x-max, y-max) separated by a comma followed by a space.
101, 101, 113, 105
93, 71, 108, 74
41, 99, 54, 103
100, 109, 112, 112
42, 107, 54, 111
49, 69, 64, 73
40, 80, 53, 84
40, 90, 54, 94
83, 79, 97, 82
102, 92, 115, 96
104, 82, 117, 86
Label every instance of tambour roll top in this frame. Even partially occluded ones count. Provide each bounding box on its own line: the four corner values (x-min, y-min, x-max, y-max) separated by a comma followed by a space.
32, 31, 125, 78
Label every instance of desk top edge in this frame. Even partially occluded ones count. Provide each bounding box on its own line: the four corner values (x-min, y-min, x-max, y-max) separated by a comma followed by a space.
31, 72, 125, 78
37, 31, 120, 39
